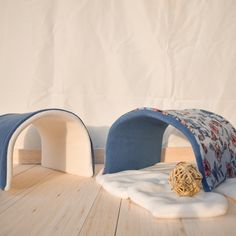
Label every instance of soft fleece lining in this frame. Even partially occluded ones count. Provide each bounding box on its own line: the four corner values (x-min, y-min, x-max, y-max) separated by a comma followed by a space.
0, 109, 94, 191
97, 163, 228, 218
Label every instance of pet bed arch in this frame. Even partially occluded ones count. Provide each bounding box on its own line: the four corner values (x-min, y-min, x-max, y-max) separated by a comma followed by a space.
0, 108, 94, 191
104, 108, 236, 192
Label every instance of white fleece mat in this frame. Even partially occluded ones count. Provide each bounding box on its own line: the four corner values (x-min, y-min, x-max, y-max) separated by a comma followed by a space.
96, 163, 228, 218
215, 178, 236, 200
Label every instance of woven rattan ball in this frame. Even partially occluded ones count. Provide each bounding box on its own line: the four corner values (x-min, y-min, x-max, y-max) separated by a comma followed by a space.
168, 162, 203, 197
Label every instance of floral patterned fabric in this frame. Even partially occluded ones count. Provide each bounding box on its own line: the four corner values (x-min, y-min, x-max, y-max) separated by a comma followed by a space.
138, 108, 236, 191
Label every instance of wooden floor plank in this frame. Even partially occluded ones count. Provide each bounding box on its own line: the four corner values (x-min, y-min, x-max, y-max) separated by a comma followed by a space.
116, 199, 186, 236
94, 164, 104, 175
0, 166, 55, 213
182, 198, 236, 236
46, 178, 101, 236
0, 170, 100, 236
79, 189, 121, 236
13, 164, 36, 176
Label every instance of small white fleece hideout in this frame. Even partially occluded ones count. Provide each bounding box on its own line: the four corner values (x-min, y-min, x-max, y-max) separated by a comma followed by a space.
96, 162, 228, 218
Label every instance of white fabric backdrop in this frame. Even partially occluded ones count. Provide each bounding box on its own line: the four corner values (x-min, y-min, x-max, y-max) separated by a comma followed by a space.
0, 0, 236, 149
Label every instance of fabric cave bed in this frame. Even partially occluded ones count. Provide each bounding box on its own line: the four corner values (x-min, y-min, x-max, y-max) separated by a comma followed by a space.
97, 108, 236, 218
0, 108, 94, 191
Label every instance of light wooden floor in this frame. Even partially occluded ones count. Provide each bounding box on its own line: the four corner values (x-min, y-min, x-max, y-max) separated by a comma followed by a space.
0, 165, 236, 236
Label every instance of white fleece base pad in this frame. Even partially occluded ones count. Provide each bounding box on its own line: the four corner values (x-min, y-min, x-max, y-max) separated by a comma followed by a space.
215, 178, 236, 200
96, 163, 228, 218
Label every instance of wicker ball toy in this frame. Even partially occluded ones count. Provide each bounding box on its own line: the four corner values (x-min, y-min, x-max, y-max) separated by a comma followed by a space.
168, 162, 203, 197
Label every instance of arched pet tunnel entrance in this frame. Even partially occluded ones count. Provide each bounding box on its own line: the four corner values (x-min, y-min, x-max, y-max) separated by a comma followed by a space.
104, 108, 236, 192
0, 109, 94, 191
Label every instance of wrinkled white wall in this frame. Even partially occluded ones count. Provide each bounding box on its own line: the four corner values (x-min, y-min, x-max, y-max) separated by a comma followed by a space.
0, 0, 236, 149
